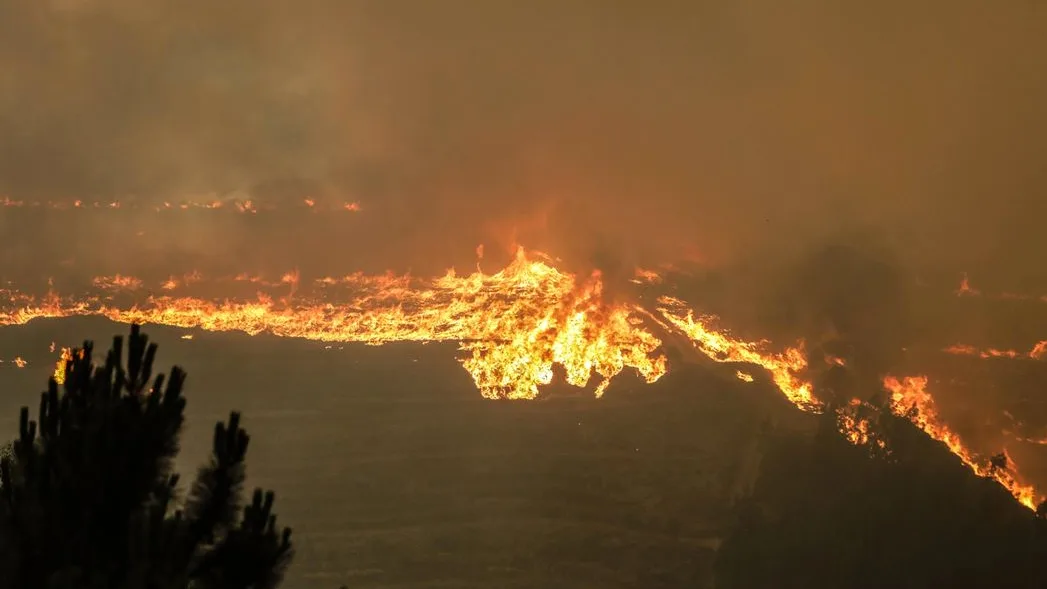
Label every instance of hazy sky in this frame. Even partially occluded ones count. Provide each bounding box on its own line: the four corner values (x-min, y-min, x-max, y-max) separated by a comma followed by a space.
1, 0, 1045, 278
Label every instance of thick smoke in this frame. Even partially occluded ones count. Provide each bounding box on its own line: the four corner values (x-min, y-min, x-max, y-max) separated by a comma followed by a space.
1, 0, 1046, 281
776, 231, 913, 404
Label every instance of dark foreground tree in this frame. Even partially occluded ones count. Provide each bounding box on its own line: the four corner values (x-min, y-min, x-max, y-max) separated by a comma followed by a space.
0, 325, 292, 589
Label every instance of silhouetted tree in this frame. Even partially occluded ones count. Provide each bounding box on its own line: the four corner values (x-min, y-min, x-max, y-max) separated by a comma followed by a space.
0, 325, 292, 589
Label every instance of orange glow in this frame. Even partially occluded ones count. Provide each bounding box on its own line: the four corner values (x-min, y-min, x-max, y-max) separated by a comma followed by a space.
955, 273, 980, 297
1031, 341, 1047, 360
0, 198, 362, 213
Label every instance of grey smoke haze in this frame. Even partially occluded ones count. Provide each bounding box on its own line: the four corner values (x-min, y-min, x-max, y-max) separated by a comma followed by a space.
1, 0, 1046, 277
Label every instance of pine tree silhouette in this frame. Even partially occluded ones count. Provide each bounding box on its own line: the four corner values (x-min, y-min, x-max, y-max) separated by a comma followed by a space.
0, 324, 293, 589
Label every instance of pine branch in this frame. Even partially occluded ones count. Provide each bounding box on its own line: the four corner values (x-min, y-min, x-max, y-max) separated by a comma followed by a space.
0, 325, 295, 589
184, 413, 250, 552
191, 488, 294, 589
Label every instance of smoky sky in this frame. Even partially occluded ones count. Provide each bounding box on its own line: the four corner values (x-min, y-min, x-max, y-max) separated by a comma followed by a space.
1, 0, 1046, 277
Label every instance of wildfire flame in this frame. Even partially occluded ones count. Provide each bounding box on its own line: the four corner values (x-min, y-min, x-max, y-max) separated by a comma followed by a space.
0, 357, 28, 369
838, 399, 876, 446
654, 296, 814, 410
944, 341, 1047, 361
884, 376, 1038, 510
2, 248, 667, 400
653, 300, 1042, 509
52, 347, 73, 385
2, 247, 1043, 510
956, 272, 980, 297
954, 273, 1047, 303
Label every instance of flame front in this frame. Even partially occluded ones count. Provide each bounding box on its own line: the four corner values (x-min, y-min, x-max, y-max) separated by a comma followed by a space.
1, 248, 666, 400
884, 375, 1039, 510
655, 296, 814, 410
654, 296, 1043, 510
944, 341, 1047, 361
2, 248, 1043, 510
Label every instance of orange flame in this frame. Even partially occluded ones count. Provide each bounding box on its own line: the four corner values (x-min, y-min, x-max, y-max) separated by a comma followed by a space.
630, 268, 662, 285
884, 375, 1039, 509
656, 294, 1042, 510
944, 341, 1047, 361
52, 347, 73, 384
4, 248, 1043, 511
4, 248, 667, 400
656, 296, 814, 410
952, 274, 1047, 303
1031, 341, 1047, 360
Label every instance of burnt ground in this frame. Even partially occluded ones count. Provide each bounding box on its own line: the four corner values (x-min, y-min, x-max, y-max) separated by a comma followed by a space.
0, 317, 801, 589
0, 284, 1045, 588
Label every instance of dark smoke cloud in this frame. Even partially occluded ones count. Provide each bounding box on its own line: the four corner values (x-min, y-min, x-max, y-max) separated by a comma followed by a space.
1, 0, 1046, 279
779, 231, 913, 403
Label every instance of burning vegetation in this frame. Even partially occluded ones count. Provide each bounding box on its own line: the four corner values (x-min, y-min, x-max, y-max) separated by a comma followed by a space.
0, 247, 1043, 513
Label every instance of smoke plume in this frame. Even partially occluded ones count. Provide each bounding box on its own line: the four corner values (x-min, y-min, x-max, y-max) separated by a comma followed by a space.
1, 1, 1045, 282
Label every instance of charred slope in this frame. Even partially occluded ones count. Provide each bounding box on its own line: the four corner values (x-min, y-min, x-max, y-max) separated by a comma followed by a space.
0, 318, 783, 589
715, 410, 1047, 589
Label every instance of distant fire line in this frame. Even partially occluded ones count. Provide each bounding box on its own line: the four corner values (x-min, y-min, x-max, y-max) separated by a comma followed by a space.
0, 197, 361, 213
944, 342, 1047, 361
955, 273, 1047, 303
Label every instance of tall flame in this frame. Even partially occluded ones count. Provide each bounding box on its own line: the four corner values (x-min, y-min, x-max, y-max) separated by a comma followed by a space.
2, 248, 666, 400
52, 347, 73, 385
1, 249, 1042, 510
